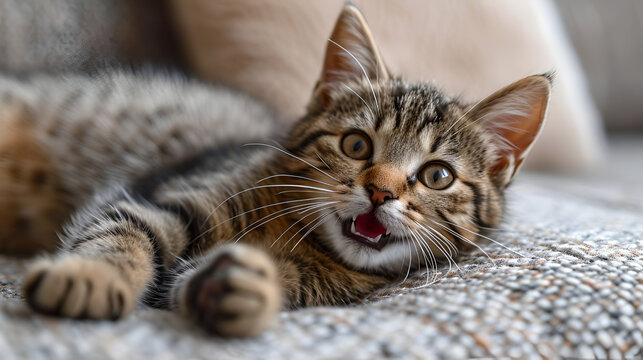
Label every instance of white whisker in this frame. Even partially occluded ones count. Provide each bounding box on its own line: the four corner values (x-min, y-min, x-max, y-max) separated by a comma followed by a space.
195, 197, 331, 240
422, 219, 496, 266
407, 231, 427, 282
417, 225, 461, 274
315, 152, 332, 171
342, 83, 375, 118
328, 39, 379, 112
280, 209, 333, 250
398, 237, 414, 285
290, 210, 337, 252
444, 98, 484, 136
243, 142, 341, 183
408, 230, 440, 289
255, 174, 336, 188
436, 218, 525, 257
233, 201, 340, 244
410, 229, 439, 285
199, 201, 320, 242
202, 183, 341, 226
406, 229, 431, 280
270, 200, 343, 249
416, 221, 459, 256
276, 189, 336, 196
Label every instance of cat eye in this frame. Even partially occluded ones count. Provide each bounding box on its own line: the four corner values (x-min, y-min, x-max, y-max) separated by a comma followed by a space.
419, 163, 455, 190
341, 132, 372, 160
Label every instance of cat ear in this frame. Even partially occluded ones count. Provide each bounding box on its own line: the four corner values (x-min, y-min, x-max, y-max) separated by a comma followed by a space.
470, 74, 552, 188
312, 3, 390, 109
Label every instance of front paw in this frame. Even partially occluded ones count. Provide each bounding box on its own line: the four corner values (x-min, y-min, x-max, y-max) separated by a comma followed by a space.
186, 244, 281, 337
23, 257, 135, 319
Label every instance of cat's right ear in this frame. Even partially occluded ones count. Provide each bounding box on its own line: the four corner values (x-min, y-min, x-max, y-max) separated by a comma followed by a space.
311, 3, 390, 109
470, 74, 553, 188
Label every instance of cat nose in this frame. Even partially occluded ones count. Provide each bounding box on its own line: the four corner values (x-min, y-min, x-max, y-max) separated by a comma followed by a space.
366, 184, 395, 207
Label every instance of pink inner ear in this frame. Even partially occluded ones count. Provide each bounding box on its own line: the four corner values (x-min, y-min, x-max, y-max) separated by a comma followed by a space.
314, 5, 389, 109
322, 7, 371, 84
497, 93, 548, 162
322, 39, 360, 85
472, 75, 551, 182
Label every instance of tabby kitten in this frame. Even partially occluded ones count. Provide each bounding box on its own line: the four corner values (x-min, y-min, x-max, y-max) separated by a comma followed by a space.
2, 4, 550, 336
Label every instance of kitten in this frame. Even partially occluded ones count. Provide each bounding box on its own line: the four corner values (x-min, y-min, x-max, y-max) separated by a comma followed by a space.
1, 4, 550, 336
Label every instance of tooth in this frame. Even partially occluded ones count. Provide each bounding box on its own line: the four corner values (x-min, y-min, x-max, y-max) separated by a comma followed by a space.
352, 216, 356, 222
372, 234, 382, 242
351, 221, 356, 234
385, 231, 391, 236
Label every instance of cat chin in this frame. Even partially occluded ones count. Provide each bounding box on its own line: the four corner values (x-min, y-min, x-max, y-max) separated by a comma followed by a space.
320, 220, 414, 274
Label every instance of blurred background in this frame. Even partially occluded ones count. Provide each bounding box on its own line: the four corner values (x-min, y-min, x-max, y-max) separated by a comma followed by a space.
556, 1, 643, 132
0, 0, 641, 178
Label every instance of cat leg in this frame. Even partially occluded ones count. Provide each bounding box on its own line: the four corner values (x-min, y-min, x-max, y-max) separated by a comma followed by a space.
24, 255, 139, 319
22, 191, 191, 319
171, 243, 281, 337
170, 243, 391, 337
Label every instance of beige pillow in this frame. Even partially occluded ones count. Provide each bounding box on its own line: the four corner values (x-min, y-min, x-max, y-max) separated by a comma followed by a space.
170, 0, 605, 173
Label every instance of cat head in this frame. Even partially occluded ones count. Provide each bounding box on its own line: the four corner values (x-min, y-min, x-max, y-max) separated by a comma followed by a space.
283, 4, 551, 273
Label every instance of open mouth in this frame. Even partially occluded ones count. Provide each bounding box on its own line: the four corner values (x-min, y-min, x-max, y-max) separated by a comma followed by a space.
341, 212, 391, 250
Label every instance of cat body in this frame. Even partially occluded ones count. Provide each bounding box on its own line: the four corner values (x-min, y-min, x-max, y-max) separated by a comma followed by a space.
1, 5, 551, 336
0, 72, 277, 254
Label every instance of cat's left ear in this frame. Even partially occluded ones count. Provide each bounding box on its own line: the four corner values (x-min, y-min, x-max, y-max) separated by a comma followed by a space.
312, 3, 390, 109
470, 74, 552, 188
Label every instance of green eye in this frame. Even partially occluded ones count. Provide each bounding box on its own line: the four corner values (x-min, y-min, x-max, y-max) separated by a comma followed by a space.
341, 132, 372, 160
419, 163, 455, 190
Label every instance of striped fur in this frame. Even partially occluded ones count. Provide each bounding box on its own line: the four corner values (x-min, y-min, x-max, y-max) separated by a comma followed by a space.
7, 4, 550, 337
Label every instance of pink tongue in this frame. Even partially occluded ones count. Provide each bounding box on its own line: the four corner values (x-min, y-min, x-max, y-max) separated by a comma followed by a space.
354, 213, 387, 239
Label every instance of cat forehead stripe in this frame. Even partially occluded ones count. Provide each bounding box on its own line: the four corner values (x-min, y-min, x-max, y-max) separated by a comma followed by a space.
375, 84, 448, 135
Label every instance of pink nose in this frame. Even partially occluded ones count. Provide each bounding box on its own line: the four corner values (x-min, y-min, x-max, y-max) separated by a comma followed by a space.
366, 184, 395, 207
